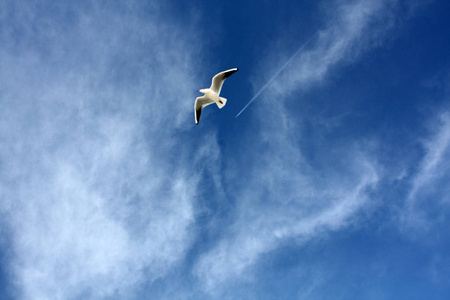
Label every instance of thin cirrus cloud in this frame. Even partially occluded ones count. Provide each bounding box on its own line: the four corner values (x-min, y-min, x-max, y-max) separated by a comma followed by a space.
194, 0, 417, 292
0, 1, 213, 299
404, 111, 450, 229
265, 0, 406, 96
1, 0, 449, 299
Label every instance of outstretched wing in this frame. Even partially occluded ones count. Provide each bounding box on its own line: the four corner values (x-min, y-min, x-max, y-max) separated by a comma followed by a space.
194, 95, 214, 125
210, 68, 239, 95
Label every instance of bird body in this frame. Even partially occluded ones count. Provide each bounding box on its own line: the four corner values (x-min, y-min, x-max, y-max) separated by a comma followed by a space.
194, 68, 238, 125
198, 89, 221, 104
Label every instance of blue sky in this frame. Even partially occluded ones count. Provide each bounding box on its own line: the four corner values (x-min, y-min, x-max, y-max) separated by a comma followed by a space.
1, 0, 450, 299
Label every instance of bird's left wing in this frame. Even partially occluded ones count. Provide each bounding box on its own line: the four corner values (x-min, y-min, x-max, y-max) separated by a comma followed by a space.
194, 95, 214, 125
210, 68, 239, 95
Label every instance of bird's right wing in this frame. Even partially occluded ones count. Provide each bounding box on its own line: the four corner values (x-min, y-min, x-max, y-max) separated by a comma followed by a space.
210, 68, 239, 95
194, 96, 214, 125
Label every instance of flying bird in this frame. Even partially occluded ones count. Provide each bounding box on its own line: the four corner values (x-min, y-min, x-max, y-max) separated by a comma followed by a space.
194, 68, 239, 125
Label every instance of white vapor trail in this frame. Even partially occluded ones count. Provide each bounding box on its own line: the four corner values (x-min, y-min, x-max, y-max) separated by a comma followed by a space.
235, 18, 334, 118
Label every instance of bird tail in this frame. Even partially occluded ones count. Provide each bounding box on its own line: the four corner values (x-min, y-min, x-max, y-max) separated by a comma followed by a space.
217, 97, 227, 109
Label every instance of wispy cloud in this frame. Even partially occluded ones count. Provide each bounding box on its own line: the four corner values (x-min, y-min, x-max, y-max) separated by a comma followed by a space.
269, 0, 405, 94
0, 1, 211, 298
403, 111, 450, 229
409, 112, 450, 198
193, 0, 405, 293
195, 134, 379, 291
191, 0, 440, 295
1, 0, 446, 298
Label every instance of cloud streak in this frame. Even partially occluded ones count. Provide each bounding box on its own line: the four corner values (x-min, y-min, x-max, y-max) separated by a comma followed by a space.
235, 22, 326, 118
403, 111, 450, 229
1, 0, 447, 299
271, 0, 403, 94
409, 113, 450, 199
0, 1, 211, 298
194, 0, 416, 294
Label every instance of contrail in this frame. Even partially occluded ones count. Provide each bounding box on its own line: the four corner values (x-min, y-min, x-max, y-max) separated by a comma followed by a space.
235, 23, 327, 118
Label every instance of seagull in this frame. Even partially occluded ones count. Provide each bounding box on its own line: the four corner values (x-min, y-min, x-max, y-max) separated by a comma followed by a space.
194, 68, 239, 125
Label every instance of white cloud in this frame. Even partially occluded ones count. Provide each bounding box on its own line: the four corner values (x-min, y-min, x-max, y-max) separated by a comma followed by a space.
195, 137, 379, 291
409, 113, 450, 198
1, 0, 443, 298
0, 1, 211, 298
402, 111, 450, 229
248, 0, 411, 99
194, 0, 410, 293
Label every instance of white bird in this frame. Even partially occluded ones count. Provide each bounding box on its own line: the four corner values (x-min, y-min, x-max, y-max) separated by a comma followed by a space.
194, 68, 239, 125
